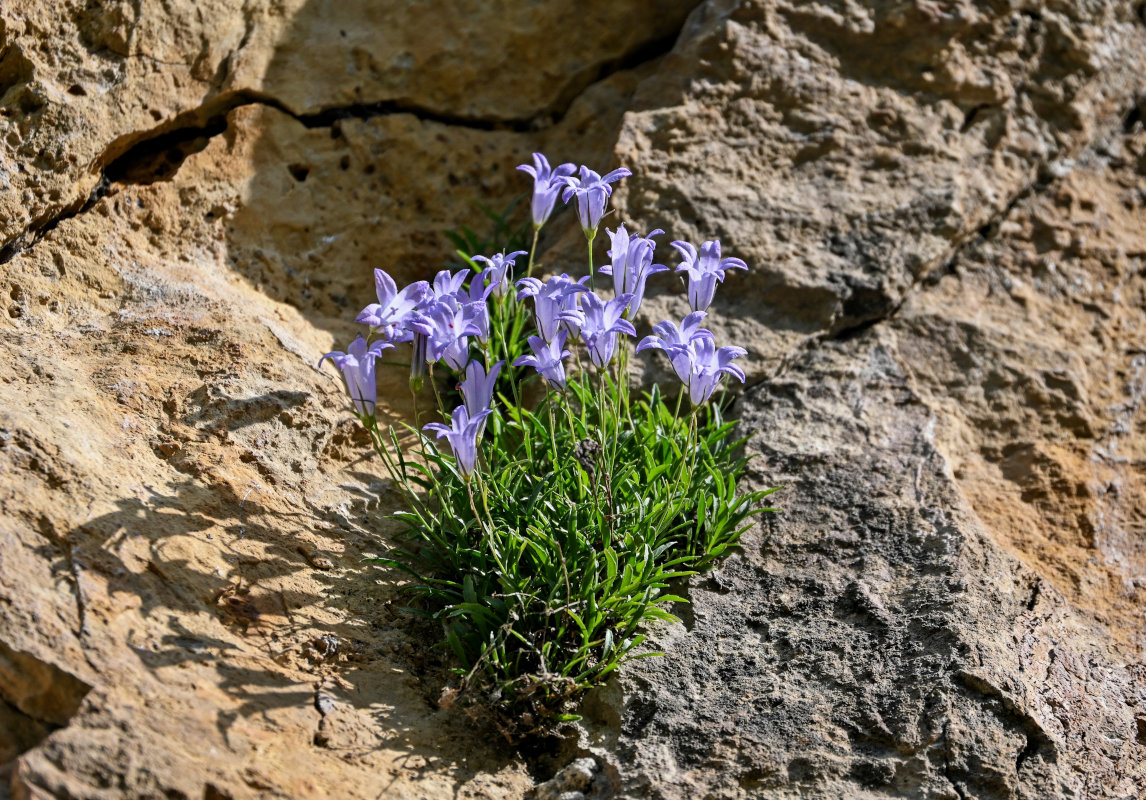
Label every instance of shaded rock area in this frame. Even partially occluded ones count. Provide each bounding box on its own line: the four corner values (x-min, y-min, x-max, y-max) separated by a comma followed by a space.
1, 1, 1143, 799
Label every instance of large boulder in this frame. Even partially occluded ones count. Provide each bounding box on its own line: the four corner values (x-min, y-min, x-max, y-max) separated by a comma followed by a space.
2, 0, 1144, 797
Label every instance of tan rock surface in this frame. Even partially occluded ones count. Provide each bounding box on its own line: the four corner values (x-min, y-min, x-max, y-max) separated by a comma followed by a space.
2, 0, 1145, 798
1, 1, 694, 797
615, 0, 1146, 374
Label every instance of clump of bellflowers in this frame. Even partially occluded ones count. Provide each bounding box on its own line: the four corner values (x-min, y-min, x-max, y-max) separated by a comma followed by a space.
316, 154, 775, 732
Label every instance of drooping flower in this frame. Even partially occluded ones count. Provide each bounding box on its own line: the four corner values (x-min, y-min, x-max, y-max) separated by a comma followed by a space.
561, 165, 632, 237
423, 405, 492, 478
671, 239, 749, 312
459, 358, 504, 435
514, 330, 572, 390
599, 225, 668, 318
516, 274, 589, 342
517, 153, 576, 228
355, 269, 431, 342
319, 335, 394, 417
411, 302, 484, 370
568, 291, 636, 367
682, 338, 747, 405
471, 250, 528, 298
635, 311, 715, 382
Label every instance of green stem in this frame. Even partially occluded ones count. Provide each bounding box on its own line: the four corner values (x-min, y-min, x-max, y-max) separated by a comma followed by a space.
562, 390, 580, 444
618, 337, 635, 431
545, 394, 560, 468
496, 294, 532, 465
473, 473, 506, 572
526, 227, 540, 278
429, 364, 447, 420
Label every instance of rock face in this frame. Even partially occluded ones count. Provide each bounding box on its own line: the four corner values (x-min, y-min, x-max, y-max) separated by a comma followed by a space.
1, 1, 1144, 799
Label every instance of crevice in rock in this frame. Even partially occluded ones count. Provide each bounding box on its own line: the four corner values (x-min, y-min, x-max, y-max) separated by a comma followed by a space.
940, 718, 969, 800
820, 89, 1146, 349
538, 23, 688, 124
939, 715, 967, 797
0, 3, 691, 268
1025, 580, 1041, 612
104, 111, 231, 186
1123, 98, 1143, 133
0, 177, 108, 266
0, 640, 91, 766
959, 103, 993, 133
1014, 731, 1041, 774
290, 25, 685, 131
822, 168, 1055, 344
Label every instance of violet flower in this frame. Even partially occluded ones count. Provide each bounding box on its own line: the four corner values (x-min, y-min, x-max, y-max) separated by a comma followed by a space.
413, 302, 483, 370
459, 358, 504, 435
319, 335, 393, 418
516, 274, 589, 342
431, 268, 471, 302
453, 276, 498, 342
355, 269, 431, 342
682, 338, 747, 405
517, 153, 576, 228
561, 165, 632, 237
599, 225, 668, 318
471, 251, 527, 298
423, 405, 492, 479
514, 330, 571, 390
636, 311, 716, 382
671, 239, 748, 312
571, 291, 637, 367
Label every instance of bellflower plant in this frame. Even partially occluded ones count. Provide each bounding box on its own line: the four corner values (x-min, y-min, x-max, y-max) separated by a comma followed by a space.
671, 239, 749, 312
518, 153, 576, 229
432, 268, 470, 302
599, 225, 668, 318
562, 165, 632, 238
356, 269, 430, 342
459, 358, 503, 436
314, 153, 774, 733
471, 250, 527, 297
571, 291, 636, 368
663, 337, 748, 406
424, 406, 492, 479
418, 302, 484, 370
318, 335, 393, 418
516, 274, 588, 342
636, 311, 716, 383
514, 331, 571, 390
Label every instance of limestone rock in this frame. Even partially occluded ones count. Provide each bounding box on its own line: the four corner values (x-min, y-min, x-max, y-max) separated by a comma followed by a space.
2, 0, 1145, 798
1, 1, 689, 797
615, 0, 1146, 375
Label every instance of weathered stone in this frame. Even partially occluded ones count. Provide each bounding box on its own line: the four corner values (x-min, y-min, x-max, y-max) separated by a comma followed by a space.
615, 0, 1146, 376
3, 0, 1145, 797
1, 1, 691, 797
562, 3, 1146, 796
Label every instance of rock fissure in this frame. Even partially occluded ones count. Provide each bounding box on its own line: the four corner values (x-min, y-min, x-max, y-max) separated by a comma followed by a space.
940, 718, 969, 800
822, 160, 1067, 346
0, 640, 92, 765
0, 13, 690, 267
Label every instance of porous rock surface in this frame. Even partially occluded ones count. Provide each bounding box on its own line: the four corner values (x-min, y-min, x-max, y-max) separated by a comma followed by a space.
1, 1, 1144, 799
